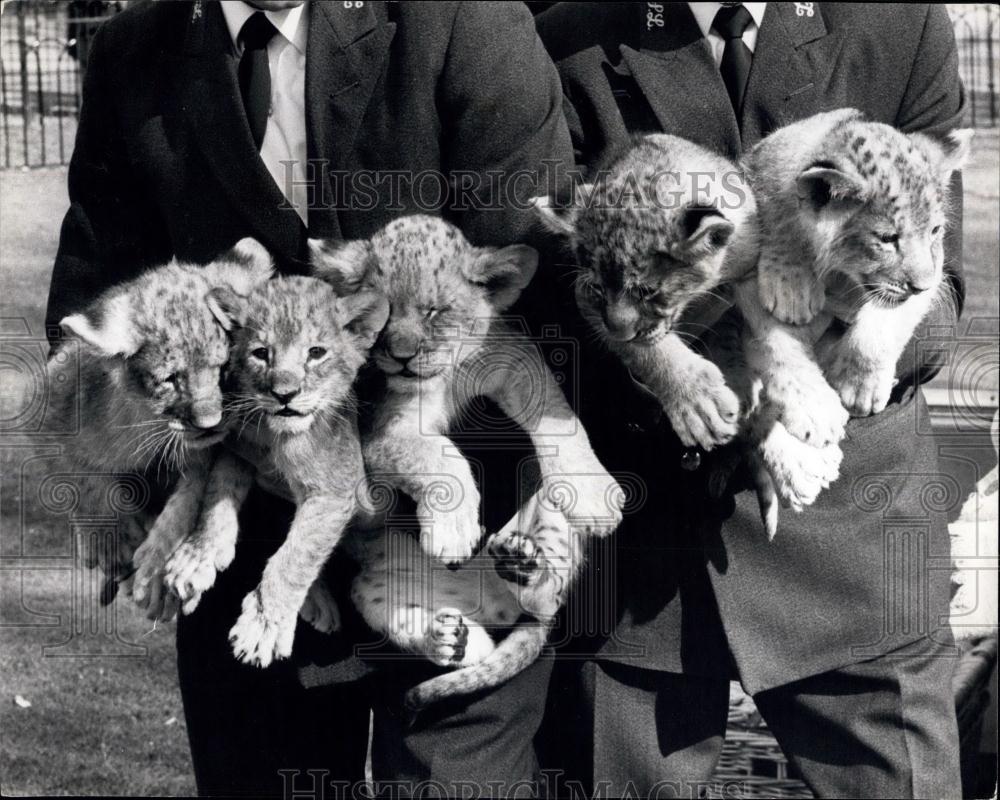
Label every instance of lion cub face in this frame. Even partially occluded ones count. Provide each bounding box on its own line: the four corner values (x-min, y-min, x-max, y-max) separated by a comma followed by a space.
209, 275, 388, 434
58, 239, 275, 450
309, 215, 538, 388
792, 121, 971, 306
534, 134, 756, 345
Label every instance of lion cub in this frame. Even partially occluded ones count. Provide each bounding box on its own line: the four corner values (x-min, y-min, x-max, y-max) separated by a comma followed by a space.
309, 215, 620, 698
50, 239, 273, 618
311, 215, 623, 565
743, 108, 972, 418
165, 275, 387, 667
731, 109, 972, 531
534, 133, 760, 453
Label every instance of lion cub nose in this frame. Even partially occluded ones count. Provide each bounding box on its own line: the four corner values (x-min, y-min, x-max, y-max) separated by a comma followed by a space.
190, 409, 222, 430
271, 388, 300, 405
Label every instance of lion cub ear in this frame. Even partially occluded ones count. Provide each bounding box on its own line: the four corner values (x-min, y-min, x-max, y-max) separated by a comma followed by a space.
205, 286, 249, 332
532, 183, 593, 239
338, 290, 390, 349
463, 244, 539, 311
677, 206, 735, 257
59, 292, 138, 356
796, 161, 866, 212
309, 238, 373, 293
205, 238, 275, 296
935, 128, 974, 178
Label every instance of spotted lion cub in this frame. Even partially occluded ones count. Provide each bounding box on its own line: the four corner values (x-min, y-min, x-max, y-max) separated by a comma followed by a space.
311, 215, 623, 565
743, 108, 972, 420
49, 240, 273, 618
724, 110, 972, 532
534, 134, 760, 453
166, 275, 388, 667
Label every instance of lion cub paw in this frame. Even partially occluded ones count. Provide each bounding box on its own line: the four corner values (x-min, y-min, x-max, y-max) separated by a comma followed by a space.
488, 530, 546, 587
164, 536, 235, 615
758, 422, 843, 512
299, 580, 341, 635
418, 489, 482, 566
131, 539, 176, 621
765, 370, 849, 448
424, 609, 494, 667
758, 263, 826, 325
543, 469, 623, 536
825, 351, 894, 417
229, 590, 296, 668
664, 357, 740, 450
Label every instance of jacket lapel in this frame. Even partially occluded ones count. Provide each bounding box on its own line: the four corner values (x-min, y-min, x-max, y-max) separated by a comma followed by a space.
620, 3, 741, 159
740, 2, 844, 147
305, 0, 397, 240
170, 1, 304, 264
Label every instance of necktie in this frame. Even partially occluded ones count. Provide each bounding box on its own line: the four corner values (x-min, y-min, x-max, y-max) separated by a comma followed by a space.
238, 12, 278, 150
714, 4, 754, 116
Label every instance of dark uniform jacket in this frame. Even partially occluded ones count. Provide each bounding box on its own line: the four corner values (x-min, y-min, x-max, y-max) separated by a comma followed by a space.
536, 1, 966, 693
46, 0, 572, 329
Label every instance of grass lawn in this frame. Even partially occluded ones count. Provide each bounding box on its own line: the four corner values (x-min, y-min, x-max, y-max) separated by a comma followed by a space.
1, 168, 195, 796
0, 135, 998, 795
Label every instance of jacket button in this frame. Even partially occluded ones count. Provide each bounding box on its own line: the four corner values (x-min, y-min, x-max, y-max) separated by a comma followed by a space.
680, 448, 702, 471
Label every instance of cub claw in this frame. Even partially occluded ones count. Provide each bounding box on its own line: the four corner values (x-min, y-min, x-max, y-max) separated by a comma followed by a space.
756, 421, 843, 514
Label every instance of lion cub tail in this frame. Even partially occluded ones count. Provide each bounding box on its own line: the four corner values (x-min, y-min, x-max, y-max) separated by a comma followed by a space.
404, 618, 552, 711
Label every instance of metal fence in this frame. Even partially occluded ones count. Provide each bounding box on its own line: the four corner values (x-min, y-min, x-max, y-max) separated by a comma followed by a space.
950, 3, 1000, 128
0, 1, 123, 168
0, 1, 998, 169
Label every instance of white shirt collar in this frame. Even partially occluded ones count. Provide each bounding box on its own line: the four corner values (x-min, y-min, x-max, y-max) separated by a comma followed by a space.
687, 2, 767, 39
220, 1, 308, 54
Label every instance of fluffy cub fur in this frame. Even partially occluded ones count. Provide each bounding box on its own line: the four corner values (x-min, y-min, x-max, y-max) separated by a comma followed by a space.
534, 133, 760, 452
348, 491, 581, 709
732, 109, 972, 531
311, 215, 622, 564
744, 107, 972, 416
163, 275, 388, 667
50, 239, 274, 618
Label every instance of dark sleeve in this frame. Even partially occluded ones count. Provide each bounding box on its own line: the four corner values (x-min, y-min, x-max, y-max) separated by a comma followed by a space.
44, 22, 167, 346
437, 0, 574, 248
561, 88, 588, 169
535, 5, 598, 170
894, 4, 967, 385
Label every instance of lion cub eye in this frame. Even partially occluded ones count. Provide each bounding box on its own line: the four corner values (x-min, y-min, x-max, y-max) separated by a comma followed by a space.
930, 225, 942, 236
307, 347, 328, 361
424, 307, 439, 321
250, 347, 269, 363
876, 231, 899, 245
